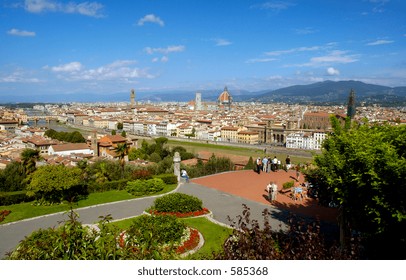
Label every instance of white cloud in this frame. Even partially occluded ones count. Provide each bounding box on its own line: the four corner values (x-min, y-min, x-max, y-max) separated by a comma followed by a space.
213, 38, 232, 46
46, 60, 154, 81
252, 1, 295, 11
0, 71, 41, 83
137, 14, 164, 27
49, 62, 83, 72
246, 58, 277, 63
7, 28, 36, 37
160, 56, 169, 63
326, 67, 340, 76
24, 0, 104, 17
265, 46, 320, 56
294, 27, 318, 35
291, 50, 358, 67
144, 45, 185, 55
366, 39, 394, 46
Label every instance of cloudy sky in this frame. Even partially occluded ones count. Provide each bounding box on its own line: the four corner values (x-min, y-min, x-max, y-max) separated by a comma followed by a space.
1, 0, 405, 100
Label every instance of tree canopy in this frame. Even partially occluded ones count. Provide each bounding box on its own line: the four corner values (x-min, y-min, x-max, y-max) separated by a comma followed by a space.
26, 165, 86, 203
305, 117, 406, 259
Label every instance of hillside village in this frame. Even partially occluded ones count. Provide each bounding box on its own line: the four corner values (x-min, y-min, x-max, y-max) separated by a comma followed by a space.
1, 88, 405, 169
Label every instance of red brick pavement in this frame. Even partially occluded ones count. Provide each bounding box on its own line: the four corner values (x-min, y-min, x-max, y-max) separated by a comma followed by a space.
191, 169, 338, 223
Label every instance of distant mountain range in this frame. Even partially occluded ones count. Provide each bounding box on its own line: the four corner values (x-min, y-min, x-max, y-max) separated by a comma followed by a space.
251, 80, 406, 105
2, 80, 406, 105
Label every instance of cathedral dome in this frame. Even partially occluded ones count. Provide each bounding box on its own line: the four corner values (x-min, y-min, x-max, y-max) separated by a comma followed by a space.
218, 86, 232, 103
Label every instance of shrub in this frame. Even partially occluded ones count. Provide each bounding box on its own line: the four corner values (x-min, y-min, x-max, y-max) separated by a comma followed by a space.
152, 193, 203, 214
125, 178, 165, 196
0, 191, 35, 206
283, 181, 295, 189
6, 211, 177, 260
88, 179, 129, 193
153, 173, 178, 185
127, 214, 186, 246
215, 204, 361, 260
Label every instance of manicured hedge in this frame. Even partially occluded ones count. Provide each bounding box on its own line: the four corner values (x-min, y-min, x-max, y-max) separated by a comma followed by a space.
153, 173, 178, 185
152, 193, 203, 214
0, 191, 35, 206
88, 179, 129, 193
125, 178, 165, 196
127, 215, 186, 245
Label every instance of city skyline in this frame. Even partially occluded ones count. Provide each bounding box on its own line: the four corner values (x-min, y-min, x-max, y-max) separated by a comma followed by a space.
1, 0, 405, 102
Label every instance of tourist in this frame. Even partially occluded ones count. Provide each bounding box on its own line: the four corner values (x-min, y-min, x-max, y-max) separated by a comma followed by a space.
285, 155, 291, 171
181, 169, 189, 183
266, 181, 278, 202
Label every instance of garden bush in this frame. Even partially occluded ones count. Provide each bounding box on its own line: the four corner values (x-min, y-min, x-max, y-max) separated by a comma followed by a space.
0, 191, 35, 206
125, 178, 165, 196
88, 179, 129, 193
153, 173, 178, 185
127, 214, 186, 246
7, 211, 177, 260
283, 181, 295, 189
152, 193, 203, 214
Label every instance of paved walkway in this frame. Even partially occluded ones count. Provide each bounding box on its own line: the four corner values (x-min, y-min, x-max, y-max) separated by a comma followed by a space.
0, 169, 338, 259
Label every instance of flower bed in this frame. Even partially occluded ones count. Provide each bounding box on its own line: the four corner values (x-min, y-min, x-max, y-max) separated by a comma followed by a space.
117, 226, 202, 256
148, 208, 210, 218
176, 227, 200, 254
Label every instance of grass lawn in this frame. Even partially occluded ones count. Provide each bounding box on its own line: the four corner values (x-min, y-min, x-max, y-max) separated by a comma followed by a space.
111, 215, 233, 259
0, 184, 177, 224
166, 139, 313, 165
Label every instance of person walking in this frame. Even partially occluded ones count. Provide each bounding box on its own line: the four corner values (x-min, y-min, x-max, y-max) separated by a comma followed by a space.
285, 155, 291, 171
181, 169, 189, 183
262, 156, 268, 173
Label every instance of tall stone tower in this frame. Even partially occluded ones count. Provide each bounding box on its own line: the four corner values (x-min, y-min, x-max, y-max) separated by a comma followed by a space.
195, 92, 202, 111
347, 89, 356, 119
130, 89, 135, 107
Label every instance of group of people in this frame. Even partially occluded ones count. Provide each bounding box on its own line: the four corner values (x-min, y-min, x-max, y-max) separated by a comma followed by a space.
255, 155, 292, 174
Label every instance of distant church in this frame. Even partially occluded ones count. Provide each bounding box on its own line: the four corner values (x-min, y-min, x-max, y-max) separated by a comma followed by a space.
218, 86, 232, 111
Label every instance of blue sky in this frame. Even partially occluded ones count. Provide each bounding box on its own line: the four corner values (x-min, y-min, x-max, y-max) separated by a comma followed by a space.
1, 0, 405, 100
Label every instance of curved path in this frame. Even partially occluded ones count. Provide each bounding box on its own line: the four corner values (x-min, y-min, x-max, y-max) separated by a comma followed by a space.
0, 169, 337, 259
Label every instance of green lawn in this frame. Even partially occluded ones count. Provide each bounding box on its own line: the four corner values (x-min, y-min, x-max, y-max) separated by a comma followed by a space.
167, 139, 312, 165
0, 184, 177, 224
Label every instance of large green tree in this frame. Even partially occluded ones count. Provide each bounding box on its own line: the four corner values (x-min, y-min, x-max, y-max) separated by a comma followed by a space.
114, 142, 129, 178
305, 117, 406, 259
20, 148, 40, 176
26, 165, 86, 203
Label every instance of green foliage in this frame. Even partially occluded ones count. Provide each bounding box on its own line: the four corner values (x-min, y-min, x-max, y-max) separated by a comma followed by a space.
153, 173, 178, 185
171, 146, 194, 160
244, 156, 255, 170
283, 181, 295, 189
0, 161, 26, 192
152, 193, 203, 214
0, 191, 35, 206
305, 117, 406, 259
125, 178, 165, 196
26, 165, 87, 203
88, 160, 122, 183
127, 214, 186, 246
88, 179, 129, 193
215, 205, 361, 260
45, 129, 85, 143
6, 211, 176, 260
149, 152, 162, 163
20, 148, 40, 175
